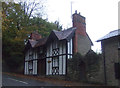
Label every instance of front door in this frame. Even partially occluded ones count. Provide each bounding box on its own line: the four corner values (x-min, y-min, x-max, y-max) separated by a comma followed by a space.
38, 59, 45, 75
79, 61, 86, 81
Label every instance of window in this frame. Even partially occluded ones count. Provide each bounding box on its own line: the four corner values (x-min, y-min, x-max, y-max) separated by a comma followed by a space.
52, 57, 59, 75
52, 48, 59, 56
28, 61, 33, 69
52, 57, 59, 67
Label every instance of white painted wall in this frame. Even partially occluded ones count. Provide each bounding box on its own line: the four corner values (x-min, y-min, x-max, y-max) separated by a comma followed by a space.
59, 56, 62, 75
46, 57, 52, 75
24, 50, 29, 75
49, 58, 52, 74
24, 62, 27, 74
24, 49, 39, 75
24, 62, 29, 74
63, 55, 66, 75
59, 42, 62, 55
46, 40, 67, 75
33, 60, 37, 75
63, 42, 66, 54
68, 39, 73, 59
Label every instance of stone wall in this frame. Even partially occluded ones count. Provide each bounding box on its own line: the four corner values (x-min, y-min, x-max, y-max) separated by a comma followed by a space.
102, 37, 119, 86
77, 34, 92, 56
86, 56, 105, 84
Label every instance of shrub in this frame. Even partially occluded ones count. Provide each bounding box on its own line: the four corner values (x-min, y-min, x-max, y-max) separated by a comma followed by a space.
67, 50, 101, 82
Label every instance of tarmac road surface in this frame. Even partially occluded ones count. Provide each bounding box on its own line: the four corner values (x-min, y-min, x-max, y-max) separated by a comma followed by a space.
2, 73, 61, 87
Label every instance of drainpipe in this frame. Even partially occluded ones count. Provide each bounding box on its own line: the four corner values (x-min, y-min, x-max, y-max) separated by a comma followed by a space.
102, 41, 107, 85
118, 29, 120, 88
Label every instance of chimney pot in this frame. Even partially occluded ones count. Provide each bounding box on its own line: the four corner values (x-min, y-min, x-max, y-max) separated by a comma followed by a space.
72, 11, 86, 36
75, 10, 77, 14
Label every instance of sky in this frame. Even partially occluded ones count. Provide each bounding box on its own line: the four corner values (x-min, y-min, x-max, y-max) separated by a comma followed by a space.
14, 0, 119, 53
45, 0, 119, 53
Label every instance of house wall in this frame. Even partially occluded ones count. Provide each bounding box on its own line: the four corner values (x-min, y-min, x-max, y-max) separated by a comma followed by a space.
72, 11, 92, 55
72, 11, 86, 36
24, 49, 38, 75
24, 50, 29, 75
77, 34, 91, 56
86, 54, 105, 84
46, 40, 68, 75
67, 38, 73, 58
102, 37, 119, 86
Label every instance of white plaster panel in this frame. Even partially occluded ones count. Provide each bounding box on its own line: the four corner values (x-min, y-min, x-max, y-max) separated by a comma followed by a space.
59, 42, 62, 55
26, 62, 29, 74
33, 60, 37, 75
63, 55, 66, 75
63, 43, 66, 54
50, 43, 52, 56
68, 41, 70, 54
70, 39, 73, 54
59, 56, 62, 75
49, 58, 52, 75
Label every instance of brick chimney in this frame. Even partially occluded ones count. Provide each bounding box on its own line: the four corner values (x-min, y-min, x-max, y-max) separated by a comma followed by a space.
73, 10, 87, 53
72, 10, 86, 36
30, 31, 42, 40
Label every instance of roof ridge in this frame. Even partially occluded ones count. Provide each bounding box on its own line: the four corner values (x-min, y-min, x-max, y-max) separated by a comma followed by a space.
109, 30, 118, 33
97, 29, 119, 42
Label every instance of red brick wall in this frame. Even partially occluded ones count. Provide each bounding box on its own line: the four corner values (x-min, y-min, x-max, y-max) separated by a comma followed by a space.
30, 32, 42, 40
72, 11, 87, 53
72, 12, 86, 36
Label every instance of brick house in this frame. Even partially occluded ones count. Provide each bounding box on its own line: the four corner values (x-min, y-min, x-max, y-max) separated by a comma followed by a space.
97, 29, 120, 86
24, 11, 93, 76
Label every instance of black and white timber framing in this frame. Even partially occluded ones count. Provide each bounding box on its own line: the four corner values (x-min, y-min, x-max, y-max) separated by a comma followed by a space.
24, 27, 75, 75
24, 48, 38, 75
24, 11, 93, 76
46, 39, 73, 75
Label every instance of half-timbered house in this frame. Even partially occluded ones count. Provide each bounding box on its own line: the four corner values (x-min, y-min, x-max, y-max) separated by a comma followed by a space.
24, 11, 93, 76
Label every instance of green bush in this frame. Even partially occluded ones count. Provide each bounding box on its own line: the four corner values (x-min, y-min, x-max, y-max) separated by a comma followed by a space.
67, 50, 101, 82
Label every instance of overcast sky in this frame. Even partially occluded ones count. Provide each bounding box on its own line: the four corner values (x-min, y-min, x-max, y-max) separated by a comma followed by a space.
14, 0, 119, 52
45, 0, 119, 52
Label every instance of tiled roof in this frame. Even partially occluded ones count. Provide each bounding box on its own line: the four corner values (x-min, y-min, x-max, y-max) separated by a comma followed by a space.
35, 37, 48, 47
53, 27, 76, 40
28, 39, 38, 48
27, 27, 76, 48
97, 29, 120, 42
28, 37, 47, 48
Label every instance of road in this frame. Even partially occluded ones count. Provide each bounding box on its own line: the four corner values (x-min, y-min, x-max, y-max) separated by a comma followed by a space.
2, 73, 61, 87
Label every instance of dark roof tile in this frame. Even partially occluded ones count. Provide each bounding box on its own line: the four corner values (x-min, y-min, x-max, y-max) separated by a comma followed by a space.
53, 27, 76, 40
35, 37, 48, 47
28, 39, 38, 48
97, 29, 120, 42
